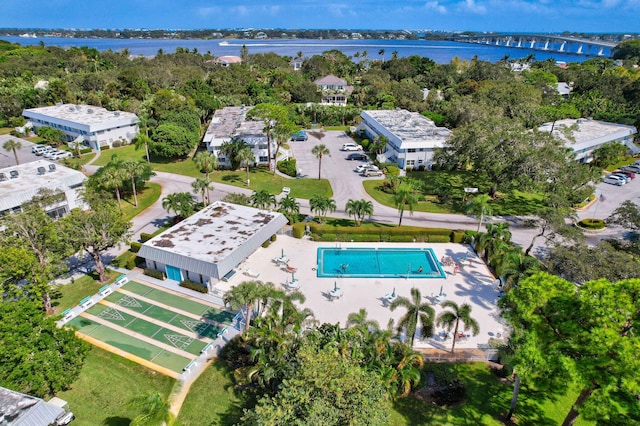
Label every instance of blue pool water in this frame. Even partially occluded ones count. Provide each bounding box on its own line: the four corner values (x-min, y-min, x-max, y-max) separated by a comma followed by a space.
317, 247, 445, 279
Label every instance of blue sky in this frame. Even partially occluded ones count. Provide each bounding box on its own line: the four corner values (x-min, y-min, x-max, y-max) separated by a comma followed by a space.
1, 0, 638, 33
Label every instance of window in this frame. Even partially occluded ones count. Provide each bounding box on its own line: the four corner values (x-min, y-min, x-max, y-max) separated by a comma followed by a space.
259, 156, 268, 162
406, 160, 415, 166
218, 157, 226, 163
407, 148, 416, 153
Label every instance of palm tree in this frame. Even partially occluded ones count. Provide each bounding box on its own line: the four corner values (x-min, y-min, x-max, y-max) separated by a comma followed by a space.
122, 160, 147, 207
311, 144, 330, 180
250, 189, 276, 211
495, 250, 540, 293
191, 177, 213, 206
132, 132, 152, 163
475, 222, 512, 261
70, 139, 83, 157
345, 199, 374, 226
127, 391, 173, 426
466, 194, 492, 232
224, 280, 263, 332
193, 150, 219, 180
393, 183, 418, 227
309, 195, 336, 222
436, 301, 480, 353
390, 287, 435, 347
378, 48, 385, 62
3, 139, 21, 165
100, 166, 127, 214
347, 308, 380, 330
162, 192, 196, 222
236, 146, 255, 186
391, 50, 399, 60
371, 135, 388, 155
278, 194, 300, 220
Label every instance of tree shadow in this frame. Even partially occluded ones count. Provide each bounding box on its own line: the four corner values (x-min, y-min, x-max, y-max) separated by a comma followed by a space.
102, 416, 131, 426
222, 174, 242, 183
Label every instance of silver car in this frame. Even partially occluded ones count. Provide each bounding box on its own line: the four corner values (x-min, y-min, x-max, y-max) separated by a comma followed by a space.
603, 174, 626, 186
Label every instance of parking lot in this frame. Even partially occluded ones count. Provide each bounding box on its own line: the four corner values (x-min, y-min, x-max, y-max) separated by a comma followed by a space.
0, 134, 51, 168
580, 170, 640, 220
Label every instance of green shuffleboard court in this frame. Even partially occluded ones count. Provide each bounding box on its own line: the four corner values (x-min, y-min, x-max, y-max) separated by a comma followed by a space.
85, 304, 207, 356
104, 292, 221, 339
122, 281, 236, 324
67, 317, 192, 373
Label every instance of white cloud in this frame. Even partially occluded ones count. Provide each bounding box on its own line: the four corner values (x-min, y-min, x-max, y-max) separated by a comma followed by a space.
230, 5, 249, 15
197, 7, 219, 17
424, 1, 447, 13
457, 0, 487, 14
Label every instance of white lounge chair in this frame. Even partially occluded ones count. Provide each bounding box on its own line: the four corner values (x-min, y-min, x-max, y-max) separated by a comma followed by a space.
244, 269, 261, 278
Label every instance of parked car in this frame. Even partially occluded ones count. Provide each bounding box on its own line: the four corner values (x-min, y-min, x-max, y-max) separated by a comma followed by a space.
36, 146, 56, 156
50, 151, 73, 160
614, 170, 635, 179
341, 143, 363, 151
31, 144, 46, 153
355, 163, 378, 173
603, 174, 626, 186
291, 131, 308, 141
44, 149, 62, 159
362, 168, 384, 177
612, 173, 631, 183
622, 165, 640, 174
346, 152, 368, 161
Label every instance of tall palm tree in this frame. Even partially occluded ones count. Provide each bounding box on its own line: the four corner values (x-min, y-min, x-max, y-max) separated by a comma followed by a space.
162, 192, 196, 222
236, 146, 255, 186
100, 166, 127, 214
345, 199, 374, 226
309, 195, 336, 222
495, 250, 540, 293
389, 287, 435, 346
393, 183, 418, 227
224, 280, 263, 332
391, 50, 399, 60
193, 150, 219, 180
378, 48, 385, 62
466, 194, 492, 232
436, 301, 480, 353
475, 222, 512, 261
132, 132, 152, 163
127, 391, 173, 426
278, 194, 300, 220
3, 139, 21, 165
122, 160, 147, 207
371, 135, 388, 155
347, 308, 380, 330
191, 177, 213, 206
311, 144, 330, 180
250, 189, 276, 211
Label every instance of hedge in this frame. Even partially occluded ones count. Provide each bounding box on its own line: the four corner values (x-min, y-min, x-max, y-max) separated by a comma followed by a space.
140, 232, 154, 243
262, 240, 271, 248
143, 268, 164, 280
578, 218, 606, 230
180, 280, 208, 293
130, 241, 142, 253
271, 234, 277, 242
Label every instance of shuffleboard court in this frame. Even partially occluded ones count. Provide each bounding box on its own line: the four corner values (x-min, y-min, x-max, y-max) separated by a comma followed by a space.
85, 304, 207, 356
122, 281, 235, 324
68, 317, 192, 373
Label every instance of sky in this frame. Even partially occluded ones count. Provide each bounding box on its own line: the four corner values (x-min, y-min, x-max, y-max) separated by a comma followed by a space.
1, 0, 639, 33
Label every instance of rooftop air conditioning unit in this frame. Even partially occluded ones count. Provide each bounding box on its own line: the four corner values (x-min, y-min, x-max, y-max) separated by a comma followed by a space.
37, 167, 46, 175
68, 106, 75, 111
49, 164, 57, 172
75, 105, 81, 110
87, 109, 94, 114
114, 112, 120, 116
9, 170, 19, 179
0, 173, 6, 181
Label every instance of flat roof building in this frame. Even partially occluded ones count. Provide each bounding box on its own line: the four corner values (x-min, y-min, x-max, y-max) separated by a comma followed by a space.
357, 109, 452, 170
0, 386, 73, 426
539, 118, 638, 163
202, 106, 273, 167
0, 160, 86, 217
138, 201, 288, 289
23, 104, 139, 151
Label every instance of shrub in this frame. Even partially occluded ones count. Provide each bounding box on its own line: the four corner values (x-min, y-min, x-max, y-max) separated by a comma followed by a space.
100, 145, 110, 151
277, 158, 297, 177
179, 280, 208, 293
262, 240, 271, 248
292, 223, 305, 239
428, 235, 452, 243
270, 234, 277, 242
112, 140, 123, 148
79, 147, 93, 154
386, 165, 401, 176
360, 139, 371, 150
126, 257, 137, 270
451, 230, 465, 243
578, 218, 606, 230
144, 268, 164, 280
389, 235, 415, 242
140, 232, 154, 243
130, 241, 142, 253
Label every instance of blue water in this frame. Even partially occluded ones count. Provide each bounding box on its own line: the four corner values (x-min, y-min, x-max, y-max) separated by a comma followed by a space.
0, 36, 594, 64
317, 247, 445, 279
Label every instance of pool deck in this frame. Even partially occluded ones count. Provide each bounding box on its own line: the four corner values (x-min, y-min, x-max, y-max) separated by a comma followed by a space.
215, 235, 508, 351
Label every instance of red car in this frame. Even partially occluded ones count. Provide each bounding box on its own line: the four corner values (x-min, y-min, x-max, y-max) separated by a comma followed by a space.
614, 170, 635, 179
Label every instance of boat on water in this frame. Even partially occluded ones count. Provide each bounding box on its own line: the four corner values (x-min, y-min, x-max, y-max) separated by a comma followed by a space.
219, 41, 229, 46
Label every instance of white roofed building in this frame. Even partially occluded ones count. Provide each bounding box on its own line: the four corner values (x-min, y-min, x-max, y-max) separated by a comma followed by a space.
0, 160, 87, 217
357, 109, 452, 170
202, 106, 273, 167
539, 118, 638, 163
23, 104, 139, 150
138, 201, 288, 289
0, 386, 73, 426
314, 75, 354, 106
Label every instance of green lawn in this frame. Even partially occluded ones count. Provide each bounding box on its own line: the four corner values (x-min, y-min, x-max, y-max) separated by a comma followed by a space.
0, 127, 11, 135
364, 170, 545, 216
91, 145, 332, 199
56, 347, 175, 426
121, 183, 162, 222
54, 270, 120, 312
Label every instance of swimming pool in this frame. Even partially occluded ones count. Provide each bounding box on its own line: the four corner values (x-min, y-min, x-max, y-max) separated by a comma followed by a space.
317, 247, 445, 278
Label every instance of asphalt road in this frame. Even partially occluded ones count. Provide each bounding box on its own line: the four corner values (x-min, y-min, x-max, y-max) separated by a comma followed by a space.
0, 134, 44, 168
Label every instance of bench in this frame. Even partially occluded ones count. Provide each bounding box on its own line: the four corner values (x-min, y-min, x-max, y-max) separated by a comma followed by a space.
79, 296, 95, 309
99, 285, 112, 297
115, 274, 129, 286
61, 308, 75, 322
183, 359, 197, 373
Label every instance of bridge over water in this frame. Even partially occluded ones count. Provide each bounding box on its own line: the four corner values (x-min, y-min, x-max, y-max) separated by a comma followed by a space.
453, 34, 618, 58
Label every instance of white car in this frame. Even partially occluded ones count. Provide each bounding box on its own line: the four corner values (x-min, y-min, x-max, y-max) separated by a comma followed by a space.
36, 146, 56, 156
50, 151, 73, 160
603, 174, 626, 186
31, 144, 46, 153
341, 143, 363, 151
43, 149, 61, 158
355, 163, 378, 173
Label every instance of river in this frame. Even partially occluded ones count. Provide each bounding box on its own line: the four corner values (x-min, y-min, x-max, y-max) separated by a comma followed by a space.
1, 36, 594, 64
